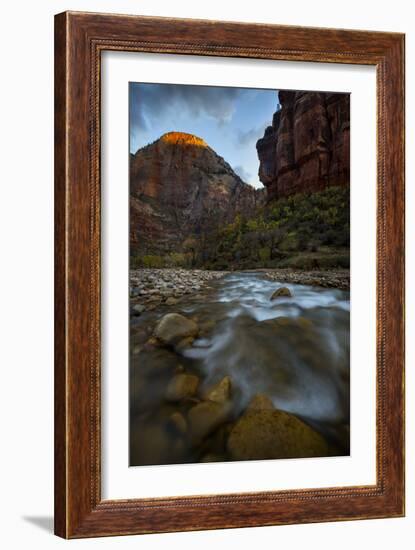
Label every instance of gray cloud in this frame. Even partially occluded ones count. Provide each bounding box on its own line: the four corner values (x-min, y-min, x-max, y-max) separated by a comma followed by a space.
237, 123, 268, 146
233, 165, 252, 183
130, 83, 240, 130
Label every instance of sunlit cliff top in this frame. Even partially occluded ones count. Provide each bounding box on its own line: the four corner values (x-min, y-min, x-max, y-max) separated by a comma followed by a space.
160, 131, 208, 147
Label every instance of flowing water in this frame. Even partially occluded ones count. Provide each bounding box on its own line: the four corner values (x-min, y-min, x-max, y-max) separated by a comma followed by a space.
130, 271, 350, 465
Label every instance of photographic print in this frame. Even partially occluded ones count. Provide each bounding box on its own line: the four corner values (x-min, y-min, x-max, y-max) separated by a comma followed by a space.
129, 83, 350, 467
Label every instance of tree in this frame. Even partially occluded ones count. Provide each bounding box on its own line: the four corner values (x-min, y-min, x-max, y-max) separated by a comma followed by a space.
183, 237, 198, 266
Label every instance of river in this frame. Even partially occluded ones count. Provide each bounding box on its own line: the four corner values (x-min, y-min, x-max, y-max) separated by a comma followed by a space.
130, 271, 350, 465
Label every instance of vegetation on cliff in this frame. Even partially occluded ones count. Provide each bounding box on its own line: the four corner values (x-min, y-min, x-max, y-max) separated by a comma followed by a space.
131, 185, 349, 270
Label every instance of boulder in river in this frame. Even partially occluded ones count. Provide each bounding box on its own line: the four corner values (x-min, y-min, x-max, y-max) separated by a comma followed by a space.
247, 393, 275, 411
154, 313, 198, 345
165, 373, 200, 402
270, 286, 292, 300
188, 400, 232, 443
227, 407, 329, 460
203, 376, 232, 403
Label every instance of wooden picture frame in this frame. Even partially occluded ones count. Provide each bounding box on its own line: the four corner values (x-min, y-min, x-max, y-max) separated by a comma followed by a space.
54, 11, 405, 538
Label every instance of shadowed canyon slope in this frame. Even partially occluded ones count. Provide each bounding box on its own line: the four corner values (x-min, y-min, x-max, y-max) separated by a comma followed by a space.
256, 91, 350, 200
130, 132, 260, 255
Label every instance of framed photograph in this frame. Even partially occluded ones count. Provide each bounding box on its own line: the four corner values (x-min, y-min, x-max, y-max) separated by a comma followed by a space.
54, 11, 405, 538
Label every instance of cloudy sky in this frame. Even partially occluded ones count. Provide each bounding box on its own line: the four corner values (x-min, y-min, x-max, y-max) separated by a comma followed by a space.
129, 82, 279, 189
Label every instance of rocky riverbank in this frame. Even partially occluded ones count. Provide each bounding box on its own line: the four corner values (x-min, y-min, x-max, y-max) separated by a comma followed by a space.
262, 268, 350, 290
130, 268, 226, 314
130, 269, 349, 318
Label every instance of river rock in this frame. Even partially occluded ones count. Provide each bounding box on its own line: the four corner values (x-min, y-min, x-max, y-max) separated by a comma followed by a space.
270, 287, 292, 300
147, 294, 162, 303
165, 373, 200, 402
131, 303, 146, 315
175, 336, 195, 353
142, 336, 160, 351
154, 313, 198, 345
227, 407, 329, 460
203, 376, 232, 403
188, 400, 232, 443
247, 393, 274, 411
165, 296, 179, 306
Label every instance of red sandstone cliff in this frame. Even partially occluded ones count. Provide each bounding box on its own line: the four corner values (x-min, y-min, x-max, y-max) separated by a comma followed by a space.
130, 132, 259, 255
256, 91, 350, 200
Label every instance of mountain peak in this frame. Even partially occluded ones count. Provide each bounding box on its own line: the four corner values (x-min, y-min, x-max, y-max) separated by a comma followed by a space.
130, 130, 259, 255
160, 131, 208, 147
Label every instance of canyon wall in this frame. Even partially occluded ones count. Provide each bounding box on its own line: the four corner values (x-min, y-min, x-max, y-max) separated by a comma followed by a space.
256, 91, 350, 200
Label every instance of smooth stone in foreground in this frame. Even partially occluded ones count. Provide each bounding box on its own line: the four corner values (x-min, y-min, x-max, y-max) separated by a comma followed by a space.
227, 408, 329, 460
203, 376, 232, 403
247, 393, 275, 411
154, 313, 198, 345
165, 373, 200, 402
